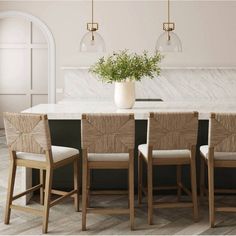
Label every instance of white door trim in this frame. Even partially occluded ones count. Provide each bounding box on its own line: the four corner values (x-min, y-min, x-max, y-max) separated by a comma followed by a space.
0, 10, 56, 103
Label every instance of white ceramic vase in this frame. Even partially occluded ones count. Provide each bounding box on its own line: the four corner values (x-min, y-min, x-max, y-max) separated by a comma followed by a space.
114, 80, 135, 109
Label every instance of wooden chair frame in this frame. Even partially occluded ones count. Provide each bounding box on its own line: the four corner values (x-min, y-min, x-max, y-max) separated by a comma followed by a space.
200, 113, 236, 228
3, 113, 80, 234
81, 113, 135, 231
200, 148, 236, 228
138, 112, 199, 225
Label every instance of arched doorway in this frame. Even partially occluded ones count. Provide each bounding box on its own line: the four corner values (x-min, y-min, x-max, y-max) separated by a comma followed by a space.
0, 11, 56, 109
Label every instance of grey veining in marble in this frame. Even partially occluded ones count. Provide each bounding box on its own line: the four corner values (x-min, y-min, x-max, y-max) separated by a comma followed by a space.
63, 68, 236, 102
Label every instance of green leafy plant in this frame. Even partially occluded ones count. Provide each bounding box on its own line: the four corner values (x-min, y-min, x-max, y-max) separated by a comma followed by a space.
89, 50, 163, 83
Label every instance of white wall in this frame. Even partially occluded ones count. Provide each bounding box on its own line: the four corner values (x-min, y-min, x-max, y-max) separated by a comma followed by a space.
0, 0, 236, 101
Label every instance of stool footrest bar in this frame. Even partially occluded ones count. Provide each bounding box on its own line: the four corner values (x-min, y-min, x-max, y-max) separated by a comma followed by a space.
12, 184, 43, 201
50, 189, 77, 207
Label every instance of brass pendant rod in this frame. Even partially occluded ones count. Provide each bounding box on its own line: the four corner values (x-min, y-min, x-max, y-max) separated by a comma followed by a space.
91, 0, 94, 40
168, 0, 170, 24
92, 0, 94, 25
167, 0, 170, 40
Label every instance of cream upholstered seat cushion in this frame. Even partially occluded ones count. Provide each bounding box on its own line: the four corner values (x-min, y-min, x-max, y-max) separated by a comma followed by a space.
17, 146, 79, 163
88, 153, 129, 162
200, 145, 236, 160
138, 144, 191, 159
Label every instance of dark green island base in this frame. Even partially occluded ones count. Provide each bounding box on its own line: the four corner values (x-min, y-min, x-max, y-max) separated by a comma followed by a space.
32, 120, 236, 193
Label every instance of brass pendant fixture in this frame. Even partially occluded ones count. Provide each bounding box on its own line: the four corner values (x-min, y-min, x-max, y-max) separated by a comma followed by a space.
156, 0, 182, 52
80, 0, 105, 52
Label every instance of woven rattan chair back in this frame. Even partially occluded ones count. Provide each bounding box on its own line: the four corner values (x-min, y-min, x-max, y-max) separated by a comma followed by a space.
3, 112, 51, 154
81, 113, 135, 153
209, 113, 236, 152
147, 112, 199, 150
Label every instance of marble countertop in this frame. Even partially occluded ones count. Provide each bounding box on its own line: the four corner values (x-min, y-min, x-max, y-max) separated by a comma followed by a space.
22, 100, 236, 120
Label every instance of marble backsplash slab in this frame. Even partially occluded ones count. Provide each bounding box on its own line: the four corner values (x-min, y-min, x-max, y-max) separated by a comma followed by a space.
62, 68, 236, 102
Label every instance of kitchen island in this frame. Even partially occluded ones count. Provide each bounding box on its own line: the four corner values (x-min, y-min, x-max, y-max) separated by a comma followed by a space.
22, 100, 236, 193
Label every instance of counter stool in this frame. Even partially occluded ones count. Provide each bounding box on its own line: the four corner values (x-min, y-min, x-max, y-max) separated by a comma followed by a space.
200, 113, 236, 227
138, 112, 199, 224
3, 112, 80, 234
81, 113, 135, 230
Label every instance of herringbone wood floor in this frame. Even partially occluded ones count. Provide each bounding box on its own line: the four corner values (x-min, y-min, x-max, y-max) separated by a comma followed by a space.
1, 129, 236, 235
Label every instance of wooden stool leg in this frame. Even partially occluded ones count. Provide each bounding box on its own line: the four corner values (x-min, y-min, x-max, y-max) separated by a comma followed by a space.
4, 161, 16, 224
208, 157, 215, 227
74, 157, 80, 212
138, 151, 143, 205
200, 156, 205, 201
177, 165, 182, 202
87, 169, 90, 208
82, 152, 88, 231
40, 169, 45, 205
42, 168, 53, 234
129, 150, 135, 230
128, 167, 130, 208
190, 148, 198, 222
147, 158, 153, 225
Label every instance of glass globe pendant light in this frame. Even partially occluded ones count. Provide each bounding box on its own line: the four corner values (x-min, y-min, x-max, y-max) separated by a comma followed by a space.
80, 0, 105, 52
156, 0, 182, 52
